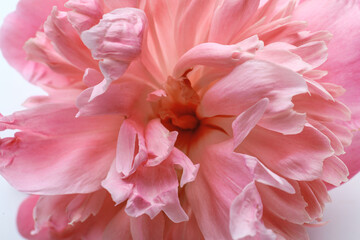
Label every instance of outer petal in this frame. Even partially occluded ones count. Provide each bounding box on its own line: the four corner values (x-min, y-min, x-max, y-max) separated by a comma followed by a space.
339, 131, 360, 179
0, 0, 69, 87
0, 103, 121, 194
294, 0, 360, 123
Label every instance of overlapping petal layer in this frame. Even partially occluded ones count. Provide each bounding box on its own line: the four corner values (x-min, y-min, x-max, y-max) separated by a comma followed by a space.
0, 0, 359, 239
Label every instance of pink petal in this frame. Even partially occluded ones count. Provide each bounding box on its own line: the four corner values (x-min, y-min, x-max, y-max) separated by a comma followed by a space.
230, 182, 276, 240
102, 209, 132, 240
294, 0, 360, 123
186, 140, 254, 239
44, 7, 97, 71
145, 119, 178, 167
0, 0, 69, 87
23, 32, 83, 83
263, 211, 309, 240
232, 98, 269, 149
17, 196, 41, 239
174, 0, 218, 56
173, 35, 262, 78
115, 119, 147, 177
76, 78, 153, 117
339, 131, 360, 179
0, 104, 120, 194
257, 182, 311, 224
169, 148, 199, 187
209, 0, 260, 44
322, 156, 349, 187
293, 93, 351, 122
65, 0, 104, 33
239, 125, 333, 181
124, 163, 188, 223
130, 213, 165, 240
198, 60, 308, 134
81, 8, 147, 99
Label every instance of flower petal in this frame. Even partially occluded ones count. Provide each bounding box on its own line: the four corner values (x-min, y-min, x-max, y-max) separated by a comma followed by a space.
0, 0, 69, 87
0, 104, 120, 194
198, 60, 308, 134
239, 125, 334, 181
230, 182, 276, 240
81, 8, 147, 99
145, 119, 178, 167
209, 0, 260, 44
294, 0, 360, 122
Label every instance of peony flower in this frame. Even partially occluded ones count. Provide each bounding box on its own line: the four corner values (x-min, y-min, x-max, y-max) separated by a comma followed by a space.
1, 0, 359, 239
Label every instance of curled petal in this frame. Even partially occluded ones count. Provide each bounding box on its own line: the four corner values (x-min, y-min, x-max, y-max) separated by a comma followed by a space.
173, 35, 263, 78
81, 8, 147, 100
230, 182, 276, 240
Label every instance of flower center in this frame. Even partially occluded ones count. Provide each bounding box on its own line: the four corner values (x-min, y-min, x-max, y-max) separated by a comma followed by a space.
156, 76, 200, 131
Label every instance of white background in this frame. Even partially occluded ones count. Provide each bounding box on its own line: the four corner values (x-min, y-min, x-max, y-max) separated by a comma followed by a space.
0, 1, 360, 240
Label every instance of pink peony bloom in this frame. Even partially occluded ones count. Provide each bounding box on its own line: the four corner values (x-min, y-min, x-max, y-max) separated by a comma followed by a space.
1, 0, 360, 239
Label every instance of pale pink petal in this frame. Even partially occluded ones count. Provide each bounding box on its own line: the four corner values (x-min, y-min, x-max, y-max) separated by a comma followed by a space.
169, 148, 199, 187
198, 60, 307, 134
258, 182, 311, 224
44, 7, 97, 71
198, 60, 307, 118
322, 156, 349, 187
76, 78, 153, 117
186, 139, 254, 239
17, 196, 43, 240
263, 211, 309, 240
173, 36, 262, 78
230, 182, 276, 240
124, 164, 188, 223
290, 41, 328, 69
81, 8, 147, 100
66, 191, 107, 224
232, 98, 269, 149
293, 93, 351, 122
309, 120, 345, 155
294, 0, 360, 123
239, 125, 333, 181
115, 119, 147, 177
104, 0, 140, 9
23, 31, 83, 83
246, 157, 295, 194
65, 0, 104, 33
0, 104, 120, 194
143, 0, 179, 74
175, 0, 218, 55
101, 162, 133, 204
145, 119, 178, 167
209, 0, 260, 44
255, 45, 311, 73
0, 0, 69, 87
339, 131, 360, 179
